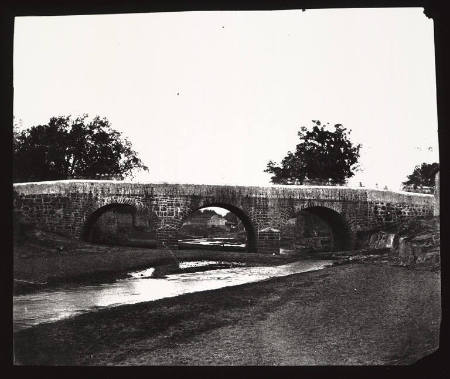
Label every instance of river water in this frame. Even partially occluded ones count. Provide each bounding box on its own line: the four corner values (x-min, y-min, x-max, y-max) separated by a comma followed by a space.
178, 237, 245, 248
13, 259, 333, 332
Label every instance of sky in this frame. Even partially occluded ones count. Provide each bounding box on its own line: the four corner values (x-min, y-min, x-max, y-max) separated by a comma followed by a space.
13, 8, 439, 191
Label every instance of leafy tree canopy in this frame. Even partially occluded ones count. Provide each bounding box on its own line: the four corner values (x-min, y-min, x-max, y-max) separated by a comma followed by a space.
13, 115, 148, 182
224, 212, 239, 223
224, 211, 245, 231
402, 162, 439, 188
265, 120, 361, 185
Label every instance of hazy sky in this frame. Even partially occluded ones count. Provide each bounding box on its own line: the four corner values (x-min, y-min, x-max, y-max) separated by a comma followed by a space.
14, 8, 439, 190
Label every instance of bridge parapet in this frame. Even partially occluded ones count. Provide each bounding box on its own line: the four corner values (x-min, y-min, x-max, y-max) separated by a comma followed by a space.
14, 180, 433, 201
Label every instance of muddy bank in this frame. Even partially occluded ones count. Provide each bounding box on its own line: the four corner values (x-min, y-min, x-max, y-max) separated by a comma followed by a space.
14, 228, 303, 287
13, 263, 440, 365
14, 246, 303, 294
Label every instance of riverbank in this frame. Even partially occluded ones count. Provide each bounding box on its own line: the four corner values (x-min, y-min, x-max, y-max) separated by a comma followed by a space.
14, 247, 304, 291
14, 228, 302, 290
13, 262, 441, 365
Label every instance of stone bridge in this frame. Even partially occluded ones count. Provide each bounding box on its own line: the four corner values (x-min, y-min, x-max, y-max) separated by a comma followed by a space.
13, 180, 434, 254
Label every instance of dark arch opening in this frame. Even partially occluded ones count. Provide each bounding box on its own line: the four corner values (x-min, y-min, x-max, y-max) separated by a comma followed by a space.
178, 203, 257, 253
297, 206, 352, 251
82, 203, 137, 243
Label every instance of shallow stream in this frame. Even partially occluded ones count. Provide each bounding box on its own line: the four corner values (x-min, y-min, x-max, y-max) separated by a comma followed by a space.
13, 259, 333, 332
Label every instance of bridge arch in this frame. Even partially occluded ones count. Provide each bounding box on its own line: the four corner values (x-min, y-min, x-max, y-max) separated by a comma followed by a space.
82, 203, 138, 243
180, 202, 257, 253
293, 206, 352, 251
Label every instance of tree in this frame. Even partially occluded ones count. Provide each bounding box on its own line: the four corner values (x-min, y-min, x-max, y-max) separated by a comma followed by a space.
265, 120, 361, 185
402, 162, 439, 188
199, 209, 221, 217
224, 212, 245, 232
224, 212, 238, 223
13, 115, 148, 182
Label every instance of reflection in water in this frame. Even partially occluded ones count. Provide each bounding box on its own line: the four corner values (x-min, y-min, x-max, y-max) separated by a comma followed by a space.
13, 260, 333, 332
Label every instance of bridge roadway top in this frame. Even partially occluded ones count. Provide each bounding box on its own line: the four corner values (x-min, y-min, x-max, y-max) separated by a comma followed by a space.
13, 180, 433, 206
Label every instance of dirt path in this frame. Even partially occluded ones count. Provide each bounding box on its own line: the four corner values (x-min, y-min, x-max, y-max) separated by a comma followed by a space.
13, 263, 440, 365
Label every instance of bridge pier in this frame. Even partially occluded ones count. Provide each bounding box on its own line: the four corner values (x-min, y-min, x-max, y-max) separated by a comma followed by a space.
156, 226, 179, 250
257, 227, 280, 255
